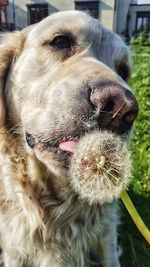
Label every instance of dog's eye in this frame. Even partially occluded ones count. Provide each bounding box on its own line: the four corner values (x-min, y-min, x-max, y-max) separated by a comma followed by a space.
50, 35, 72, 50
116, 63, 131, 81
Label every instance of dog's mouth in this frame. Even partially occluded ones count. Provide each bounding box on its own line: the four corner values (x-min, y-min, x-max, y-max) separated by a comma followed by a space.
26, 128, 129, 162
25, 128, 130, 175
26, 132, 80, 155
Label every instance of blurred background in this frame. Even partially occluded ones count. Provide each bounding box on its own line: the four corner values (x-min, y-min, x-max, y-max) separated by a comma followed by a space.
0, 0, 149, 267
0, 0, 149, 36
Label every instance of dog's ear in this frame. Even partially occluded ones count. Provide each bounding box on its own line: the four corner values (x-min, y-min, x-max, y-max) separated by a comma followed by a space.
0, 32, 25, 127
100, 28, 131, 82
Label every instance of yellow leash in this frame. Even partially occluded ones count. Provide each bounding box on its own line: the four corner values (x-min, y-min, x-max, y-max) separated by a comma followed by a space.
120, 190, 150, 245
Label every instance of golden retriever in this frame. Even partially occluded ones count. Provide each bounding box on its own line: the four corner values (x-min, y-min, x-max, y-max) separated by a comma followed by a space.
0, 11, 138, 267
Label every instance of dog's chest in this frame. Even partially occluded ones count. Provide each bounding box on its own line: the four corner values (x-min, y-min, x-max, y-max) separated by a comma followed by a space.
0, 196, 107, 267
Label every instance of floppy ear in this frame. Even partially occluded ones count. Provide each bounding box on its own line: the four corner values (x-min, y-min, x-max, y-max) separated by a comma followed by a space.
100, 28, 131, 81
0, 32, 24, 127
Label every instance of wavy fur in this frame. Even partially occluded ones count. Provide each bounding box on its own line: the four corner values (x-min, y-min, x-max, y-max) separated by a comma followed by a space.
0, 11, 137, 267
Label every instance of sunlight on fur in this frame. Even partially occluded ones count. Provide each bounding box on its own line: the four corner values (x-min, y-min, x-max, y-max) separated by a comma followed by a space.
0, 10, 139, 267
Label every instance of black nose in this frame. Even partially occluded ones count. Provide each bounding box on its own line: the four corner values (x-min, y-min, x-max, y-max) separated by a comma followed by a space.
89, 82, 139, 134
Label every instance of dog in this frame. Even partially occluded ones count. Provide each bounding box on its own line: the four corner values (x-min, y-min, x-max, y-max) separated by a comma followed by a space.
0, 11, 138, 267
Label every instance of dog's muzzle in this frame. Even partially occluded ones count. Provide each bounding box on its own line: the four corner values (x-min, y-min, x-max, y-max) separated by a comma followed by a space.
25, 81, 138, 149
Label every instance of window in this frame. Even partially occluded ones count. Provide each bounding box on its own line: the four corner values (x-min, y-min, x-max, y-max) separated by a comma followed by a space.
75, 1, 99, 19
26, 3, 48, 25
136, 11, 150, 33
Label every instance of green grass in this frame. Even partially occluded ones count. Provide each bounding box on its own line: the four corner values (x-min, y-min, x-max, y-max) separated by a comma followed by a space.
120, 45, 150, 267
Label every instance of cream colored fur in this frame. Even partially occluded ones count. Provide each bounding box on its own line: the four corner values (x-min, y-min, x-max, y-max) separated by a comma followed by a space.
0, 127, 120, 267
0, 11, 135, 267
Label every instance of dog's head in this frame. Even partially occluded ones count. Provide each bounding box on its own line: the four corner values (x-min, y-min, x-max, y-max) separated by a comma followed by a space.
0, 11, 138, 177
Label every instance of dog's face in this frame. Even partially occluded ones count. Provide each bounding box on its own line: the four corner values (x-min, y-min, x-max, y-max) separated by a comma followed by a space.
1, 11, 138, 176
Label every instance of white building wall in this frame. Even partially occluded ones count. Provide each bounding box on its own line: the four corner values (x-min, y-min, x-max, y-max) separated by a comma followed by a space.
5, 0, 150, 34
99, 0, 115, 31
7, 0, 74, 29
6, 0, 117, 31
138, 0, 150, 4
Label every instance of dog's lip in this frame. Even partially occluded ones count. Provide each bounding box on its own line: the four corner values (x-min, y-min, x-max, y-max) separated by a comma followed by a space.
26, 131, 80, 153
26, 130, 129, 153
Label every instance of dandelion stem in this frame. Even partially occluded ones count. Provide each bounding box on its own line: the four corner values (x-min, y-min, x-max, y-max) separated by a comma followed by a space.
120, 190, 150, 245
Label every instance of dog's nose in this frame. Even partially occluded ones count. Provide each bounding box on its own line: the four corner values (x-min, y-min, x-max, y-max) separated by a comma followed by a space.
90, 82, 139, 134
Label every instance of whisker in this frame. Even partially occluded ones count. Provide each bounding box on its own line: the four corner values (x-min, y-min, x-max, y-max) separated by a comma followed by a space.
112, 101, 126, 119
